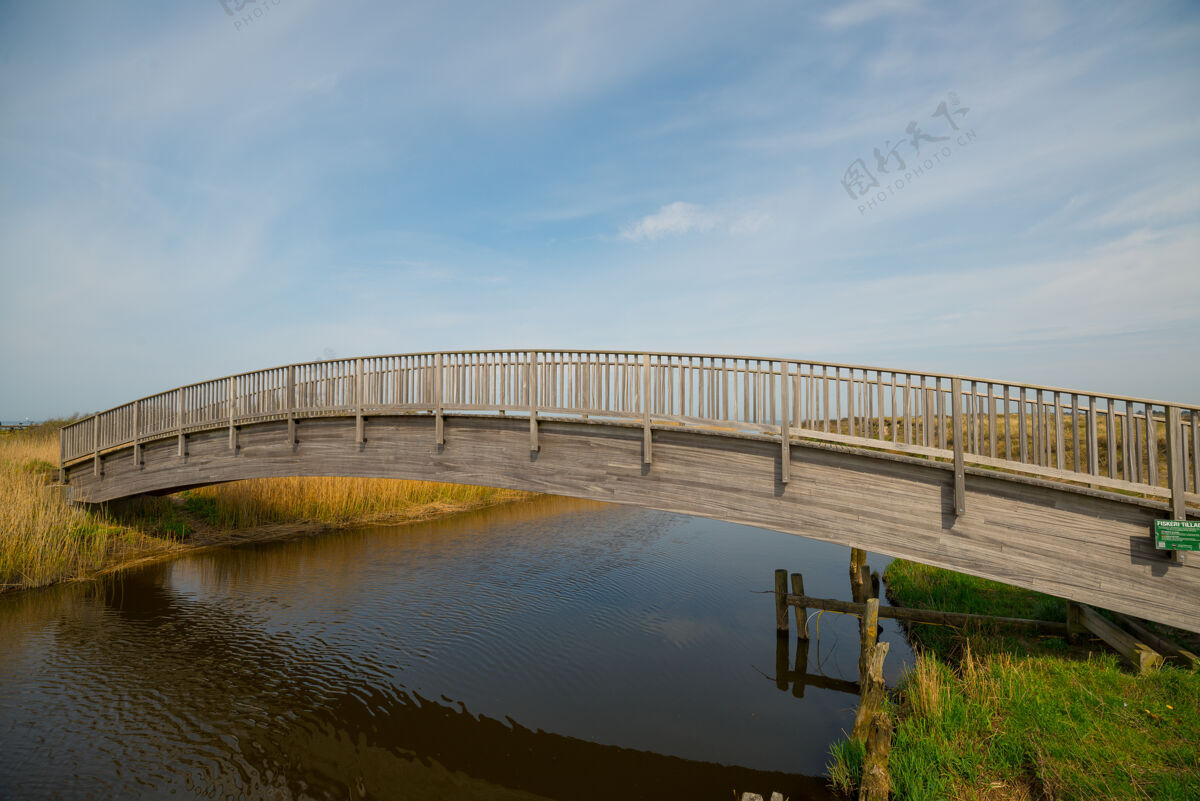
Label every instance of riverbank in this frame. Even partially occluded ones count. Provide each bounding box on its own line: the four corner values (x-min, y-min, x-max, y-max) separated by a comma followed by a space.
828, 560, 1200, 800
0, 422, 534, 593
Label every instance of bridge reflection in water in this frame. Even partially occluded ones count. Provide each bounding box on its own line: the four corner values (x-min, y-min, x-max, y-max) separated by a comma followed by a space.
2, 498, 916, 800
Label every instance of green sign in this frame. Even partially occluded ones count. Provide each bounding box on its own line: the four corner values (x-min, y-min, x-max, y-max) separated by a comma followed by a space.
1154, 519, 1200, 552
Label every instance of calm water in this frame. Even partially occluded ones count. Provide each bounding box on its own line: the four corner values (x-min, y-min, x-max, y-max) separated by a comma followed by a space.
0, 496, 913, 801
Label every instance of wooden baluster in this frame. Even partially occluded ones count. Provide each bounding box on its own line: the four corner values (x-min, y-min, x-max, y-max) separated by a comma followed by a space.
642, 353, 652, 464
528, 351, 539, 452
780, 361, 790, 484
952, 377, 965, 515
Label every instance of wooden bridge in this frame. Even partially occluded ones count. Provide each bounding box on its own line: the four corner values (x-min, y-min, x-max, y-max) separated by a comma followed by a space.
59, 350, 1200, 632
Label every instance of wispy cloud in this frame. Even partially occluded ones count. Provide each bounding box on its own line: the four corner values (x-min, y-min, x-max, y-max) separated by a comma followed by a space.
620, 202, 720, 241
822, 0, 924, 30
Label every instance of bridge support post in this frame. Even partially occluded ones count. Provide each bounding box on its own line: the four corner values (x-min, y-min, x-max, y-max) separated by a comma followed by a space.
951, 377, 965, 515
642, 353, 652, 465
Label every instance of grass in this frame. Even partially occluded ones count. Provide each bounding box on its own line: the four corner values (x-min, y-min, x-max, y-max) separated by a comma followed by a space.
827, 560, 1200, 800
812, 408, 1178, 494
1, 422, 534, 592
0, 420, 184, 590
178, 476, 531, 529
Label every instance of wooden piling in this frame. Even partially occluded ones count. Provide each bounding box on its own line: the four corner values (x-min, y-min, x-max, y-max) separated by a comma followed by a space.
859, 711, 893, 801
774, 569, 788, 634
851, 640, 889, 741
791, 573, 808, 639
858, 597, 879, 681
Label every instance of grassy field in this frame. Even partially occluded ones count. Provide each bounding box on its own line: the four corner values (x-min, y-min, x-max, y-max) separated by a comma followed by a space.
828, 561, 1200, 800
0, 422, 533, 592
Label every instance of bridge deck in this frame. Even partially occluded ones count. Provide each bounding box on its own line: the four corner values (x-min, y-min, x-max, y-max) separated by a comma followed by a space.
60, 351, 1200, 632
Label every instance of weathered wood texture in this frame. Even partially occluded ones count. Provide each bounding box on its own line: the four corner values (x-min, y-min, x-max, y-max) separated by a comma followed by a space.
784, 592, 1070, 635
1072, 603, 1164, 673
64, 414, 1200, 633
60, 351, 1200, 514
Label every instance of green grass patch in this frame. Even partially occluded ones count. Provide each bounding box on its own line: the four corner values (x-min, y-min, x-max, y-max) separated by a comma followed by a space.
827, 560, 1200, 800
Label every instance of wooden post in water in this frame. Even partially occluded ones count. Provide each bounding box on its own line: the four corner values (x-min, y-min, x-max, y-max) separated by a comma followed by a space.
775, 633, 789, 691
791, 573, 808, 639
774, 569, 789, 634
858, 597, 880, 682
850, 548, 866, 592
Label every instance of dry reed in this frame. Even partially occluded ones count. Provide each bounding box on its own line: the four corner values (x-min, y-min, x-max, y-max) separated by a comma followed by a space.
2, 423, 535, 591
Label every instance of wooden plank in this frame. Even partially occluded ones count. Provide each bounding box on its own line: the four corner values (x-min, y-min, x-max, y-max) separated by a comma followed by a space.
1110, 611, 1199, 668
785, 593, 1069, 634
1074, 603, 1163, 674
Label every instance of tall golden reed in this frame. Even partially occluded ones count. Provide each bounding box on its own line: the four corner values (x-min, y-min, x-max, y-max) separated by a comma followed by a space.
1, 423, 533, 590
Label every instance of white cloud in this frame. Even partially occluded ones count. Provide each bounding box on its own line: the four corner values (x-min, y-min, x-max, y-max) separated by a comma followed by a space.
822, 0, 924, 30
620, 201, 720, 241
619, 203, 772, 241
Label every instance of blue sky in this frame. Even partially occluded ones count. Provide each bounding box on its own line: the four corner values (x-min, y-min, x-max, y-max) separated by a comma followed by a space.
1, 0, 1198, 419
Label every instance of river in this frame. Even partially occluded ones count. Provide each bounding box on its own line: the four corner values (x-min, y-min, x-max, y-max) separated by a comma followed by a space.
0, 496, 914, 800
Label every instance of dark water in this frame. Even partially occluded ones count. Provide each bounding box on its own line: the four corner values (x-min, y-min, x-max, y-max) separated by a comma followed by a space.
0, 496, 913, 801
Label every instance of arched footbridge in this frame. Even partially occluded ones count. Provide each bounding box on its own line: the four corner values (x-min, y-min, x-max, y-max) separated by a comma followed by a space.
59, 350, 1200, 632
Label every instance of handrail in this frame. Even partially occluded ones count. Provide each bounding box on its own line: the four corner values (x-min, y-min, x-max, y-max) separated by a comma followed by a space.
60, 350, 1200, 516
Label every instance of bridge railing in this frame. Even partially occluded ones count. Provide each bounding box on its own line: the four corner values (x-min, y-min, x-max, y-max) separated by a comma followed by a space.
60, 350, 1200, 513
